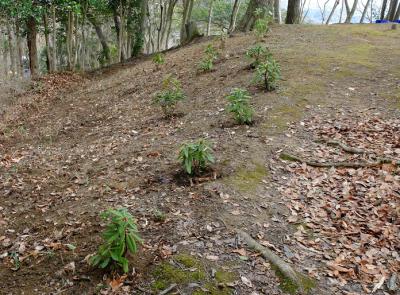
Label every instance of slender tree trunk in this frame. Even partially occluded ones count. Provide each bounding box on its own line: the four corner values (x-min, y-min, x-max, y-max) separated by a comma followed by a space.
180, 0, 199, 44
88, 15, 110, 64
380, 0, 388, 19
345, 0, 358, 22
360, 0, 372, 22
2, 37, 9, 77
51, 5, 57, 72
157, 4, 164, 51
395, 1, 400, 19
43, 10, 53, 73
286, 0, 301, 24
73, 12, 79, 68
161, 0, 177, 50
15, 21, 24, 76
66, 11, 74, 70
387, 0, 399, 20
26, 16, 38, 78
207, 0, 215, 36
6, 21, 16, 77
326, 0, 340, 24
229, 0, 241, 32
274, 0, 281, 23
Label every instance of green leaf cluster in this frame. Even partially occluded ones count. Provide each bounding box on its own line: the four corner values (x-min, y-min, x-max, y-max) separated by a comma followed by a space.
198, 44, 218, 72
246, 44, 271, 67
154, 75, 185, 116
178, 139, 215, 175
90, 208, 142, 273
152, 52, 165, 66
226, 88, 254, 124
253, 55, 281, 91
254, 8, 273, 41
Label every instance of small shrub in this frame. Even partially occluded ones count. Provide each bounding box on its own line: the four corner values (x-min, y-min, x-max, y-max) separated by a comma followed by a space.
152, 52, 165, 69
254, 8, 272, 41
178, 139, 215, 175
154, 75, 185, 116
226, 88, 254, 124
90, 208, 142, 273
198, 44, 218, 72
253, 55, 281, 91
153, 209, 166, 222
246, 44, 271, 67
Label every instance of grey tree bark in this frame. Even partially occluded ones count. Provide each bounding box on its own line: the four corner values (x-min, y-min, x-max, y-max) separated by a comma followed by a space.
15, 20, 24, 76
274, 0, 281, 23
344, 0, 358, 23
207, 0, 215, 36
180, 0, 201, 45
238, 0, 274, 31
360, 0, 372, 22
6, 21, 16, 76
286, 0, 301, 24
88, 14, 111, 64
326, 0, 340, 24
387, 0, 399, 20
229, 0, 241, 32
380, 0, 388, 19
26, 15, 38, 78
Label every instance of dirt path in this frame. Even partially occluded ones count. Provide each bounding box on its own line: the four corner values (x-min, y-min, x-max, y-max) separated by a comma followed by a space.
0, 24, 399, 295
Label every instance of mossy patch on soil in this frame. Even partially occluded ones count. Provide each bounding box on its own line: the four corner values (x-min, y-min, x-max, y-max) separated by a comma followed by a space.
151, 254, 237, 294
272, 265, 316, 294
229, 162, 268, 192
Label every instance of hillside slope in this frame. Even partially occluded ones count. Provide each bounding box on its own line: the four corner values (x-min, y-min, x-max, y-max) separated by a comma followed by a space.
0, 24, 399, 294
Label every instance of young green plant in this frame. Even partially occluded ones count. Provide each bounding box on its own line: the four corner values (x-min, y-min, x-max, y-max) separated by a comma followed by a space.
253, 55, 281, 91
226, 88, 254, 124
253, 8, 272, 41
154, 75, 185, 117
198, 44, 218, 72
178, 139, 215, 175
246, 44, 271, 68
90, 208, 142, 273
152, 52, 165, 70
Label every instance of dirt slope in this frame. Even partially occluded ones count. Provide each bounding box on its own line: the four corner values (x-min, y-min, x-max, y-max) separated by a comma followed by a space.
0, 24, 399, 295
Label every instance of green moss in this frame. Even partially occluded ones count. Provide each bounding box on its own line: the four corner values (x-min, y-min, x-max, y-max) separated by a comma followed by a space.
151, 255, 237, 294
215, 270, 237, 284
230, 163, 268, 192
272, 265, 316, 294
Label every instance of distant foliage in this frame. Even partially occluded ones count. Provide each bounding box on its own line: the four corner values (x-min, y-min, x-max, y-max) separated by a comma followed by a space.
154, 75, 185, 116
152, 52, 165, 69
226, 88, 254, 124
90, 208, 142, 273
246, 44, 271, 67
253, 55, 281, 91
178, 139, 215, 175
254, 8, 272, 41
198, 44, 219, 72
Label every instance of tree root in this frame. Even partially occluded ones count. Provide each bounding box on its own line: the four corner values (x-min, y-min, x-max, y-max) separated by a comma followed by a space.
317, 139, 366, 154
280, 152, 399, 168
237, 229, 315, 294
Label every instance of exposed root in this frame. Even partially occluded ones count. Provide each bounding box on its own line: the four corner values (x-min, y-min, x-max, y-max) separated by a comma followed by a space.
280, 152, 399, 168
318, 139, 366, 154
237, 229, 315, 294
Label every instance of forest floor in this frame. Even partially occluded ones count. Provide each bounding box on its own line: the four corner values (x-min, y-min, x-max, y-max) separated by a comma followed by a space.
0, 24, 399, 295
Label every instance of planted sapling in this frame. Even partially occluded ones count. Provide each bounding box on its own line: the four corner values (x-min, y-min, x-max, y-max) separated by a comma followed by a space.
90, 208, 143, 273
152, 52, 165, 70
178, 139, 215, 175
253, 55, 281, 91
246, 44, 271, 68
253, 8, 272, 41
226, 88, 254, 124
154, 75, 185, 117
198, 44, 219, 72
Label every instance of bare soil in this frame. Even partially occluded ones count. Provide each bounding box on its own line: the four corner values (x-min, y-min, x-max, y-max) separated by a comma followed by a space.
0, 24, 399, 295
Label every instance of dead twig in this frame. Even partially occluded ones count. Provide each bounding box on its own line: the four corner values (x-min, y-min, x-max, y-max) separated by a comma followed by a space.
158, 283, 177, 295
280, 152, 399, 168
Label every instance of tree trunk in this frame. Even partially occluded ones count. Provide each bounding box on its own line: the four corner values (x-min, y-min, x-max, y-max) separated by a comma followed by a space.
395, 1, 400, 19
2, 37, 9, 77
6, 21, 16, 77
51, 5, 57, 72
380, 0, 388, 19
180, 0, 201, 44
88, 15, 111, 64
360, 0, 372, 22
274, 0, 281, 23
326, 0, 340, 24
387, 0, 399, 20
26, 16, 38, 78
66, 11, 74, 70
43, 10, 53, 73
344, 0, 358, 23
286, 0, 301, 24
238, 0, 273, 31
161, 0, 178, 50
207, 0, 215, 36
229, 0, 241, 32
15, 20, 24, 76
